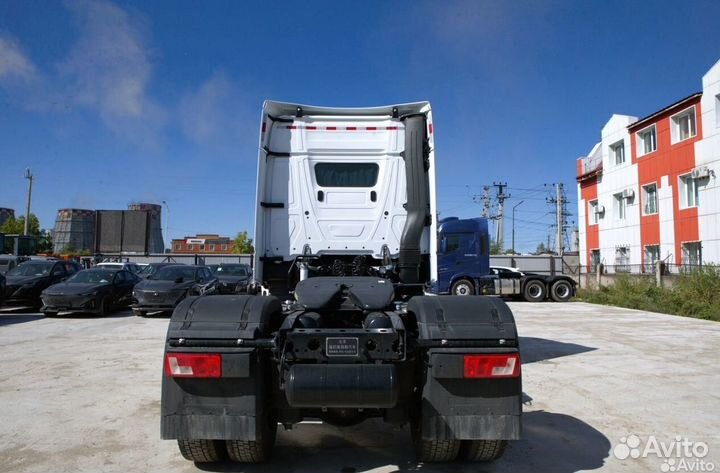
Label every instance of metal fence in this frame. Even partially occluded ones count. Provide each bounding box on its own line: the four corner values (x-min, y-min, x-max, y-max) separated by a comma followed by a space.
95, 253, 253, 266
581, 262, 707, 275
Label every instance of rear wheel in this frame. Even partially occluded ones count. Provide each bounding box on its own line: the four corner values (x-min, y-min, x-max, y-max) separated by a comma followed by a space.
412, 421, 461, 462
550, 280, 573, 302
523, 280, 546, 302
226, 412, 277, 463
451, 278, 475, 296
460, 439, 507, 462
97, 296, 109, 316
177, 439, 225, 463
133, 309, 146, 317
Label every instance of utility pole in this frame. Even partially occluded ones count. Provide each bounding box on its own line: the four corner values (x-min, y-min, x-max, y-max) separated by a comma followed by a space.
493, 182, 509, 250
512, 200, 524, 255
547, 183, 567, 255
24, 168, 33, 235
472, 186, 492, 218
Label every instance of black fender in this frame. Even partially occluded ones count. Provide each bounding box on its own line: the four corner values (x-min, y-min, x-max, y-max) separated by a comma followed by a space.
161, 295, 281, 441
407, 296, 522, 441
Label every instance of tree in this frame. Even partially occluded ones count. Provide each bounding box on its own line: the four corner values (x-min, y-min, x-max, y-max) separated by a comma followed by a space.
231, 231, 254, 254
36, 229, 53, 253
535, 242, 547, 254
0, 214, 41, 236
490, 240, 503, 255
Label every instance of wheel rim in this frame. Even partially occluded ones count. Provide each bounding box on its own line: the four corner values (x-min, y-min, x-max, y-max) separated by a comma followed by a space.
528, 285, 541, 298
455, 283, 472, 295
556, 284, 570, 298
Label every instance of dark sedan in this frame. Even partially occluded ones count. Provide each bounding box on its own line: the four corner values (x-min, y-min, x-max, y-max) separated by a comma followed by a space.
137, 262, 177, 279
131, 265, 217, 316
208, 263, 251, 294
2, 260, 82, 309
40, 268, 139, 316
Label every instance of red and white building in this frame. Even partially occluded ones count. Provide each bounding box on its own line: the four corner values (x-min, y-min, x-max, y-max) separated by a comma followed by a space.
577, 60, 720, 272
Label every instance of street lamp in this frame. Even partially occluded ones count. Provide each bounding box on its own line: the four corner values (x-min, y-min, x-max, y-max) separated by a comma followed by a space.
162, 200, 170, 253
512, 200, 525, 255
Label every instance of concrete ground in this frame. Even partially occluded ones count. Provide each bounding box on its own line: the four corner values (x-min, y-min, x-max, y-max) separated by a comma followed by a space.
0, 302, 718, 473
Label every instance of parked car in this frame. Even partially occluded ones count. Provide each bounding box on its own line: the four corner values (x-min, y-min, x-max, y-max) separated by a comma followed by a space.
2, 260, 82, 309
0, 255, 30, 275
131, 265, 217, 317
208, 263, 251, 294
96, 262, 142, 274
40, 268, 140, 316
0, 273, 5, 306
138, 262, 178, 279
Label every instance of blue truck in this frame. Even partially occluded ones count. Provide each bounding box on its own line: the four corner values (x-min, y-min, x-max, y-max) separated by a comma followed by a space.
436, 217, 576, 302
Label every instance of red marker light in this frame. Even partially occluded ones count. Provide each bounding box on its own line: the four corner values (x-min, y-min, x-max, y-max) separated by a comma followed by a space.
463, 354, 520, 378
164, 353, 222, 378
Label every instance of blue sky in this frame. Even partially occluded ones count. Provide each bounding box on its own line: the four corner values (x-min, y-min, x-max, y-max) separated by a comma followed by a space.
1, 0, 719, 253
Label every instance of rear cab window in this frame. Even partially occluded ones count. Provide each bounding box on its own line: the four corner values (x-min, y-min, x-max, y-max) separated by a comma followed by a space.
314, 163, 379, 187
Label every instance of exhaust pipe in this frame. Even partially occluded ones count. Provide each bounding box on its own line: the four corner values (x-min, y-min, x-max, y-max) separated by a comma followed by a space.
398, 114, 429, 283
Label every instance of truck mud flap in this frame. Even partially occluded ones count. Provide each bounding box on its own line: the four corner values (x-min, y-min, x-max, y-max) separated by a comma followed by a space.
161, 295, 282, 440
408, 296, 522, 440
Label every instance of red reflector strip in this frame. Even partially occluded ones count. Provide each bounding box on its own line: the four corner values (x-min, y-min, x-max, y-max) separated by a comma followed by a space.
346, 126, 357, 131
305, 126, 317, 130
286, 125, 298, 129
326, 126, 337, 131
164, 353, 222, 378
366, 126, 376, 131
429, 123, 433, 134
463, 354, 520, 379
386, 126, 398, 130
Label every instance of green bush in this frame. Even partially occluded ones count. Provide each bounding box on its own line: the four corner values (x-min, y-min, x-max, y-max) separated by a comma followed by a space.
577, 267, 720, 322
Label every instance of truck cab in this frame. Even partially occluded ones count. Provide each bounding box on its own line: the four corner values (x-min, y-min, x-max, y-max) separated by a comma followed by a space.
436, 217, 490, 295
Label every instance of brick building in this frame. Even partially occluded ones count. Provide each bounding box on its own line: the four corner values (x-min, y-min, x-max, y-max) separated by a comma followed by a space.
172, 234, 232, 254
577, 59, 720, 272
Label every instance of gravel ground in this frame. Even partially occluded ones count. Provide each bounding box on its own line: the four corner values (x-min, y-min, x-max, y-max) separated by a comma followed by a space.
0, 301, 718, 473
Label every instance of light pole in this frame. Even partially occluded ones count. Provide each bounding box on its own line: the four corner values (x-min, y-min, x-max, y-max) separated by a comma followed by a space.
512, 200, 524, 255
162, 200, 170, 253
24, 168, 33, 235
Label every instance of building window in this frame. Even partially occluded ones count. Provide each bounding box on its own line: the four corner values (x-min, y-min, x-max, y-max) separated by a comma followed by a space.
615, 247, 630, 273
642, 183, 657, 215
671, 106, 696, 143
588, 200, 599, 225
644, 245, 660, 273
610, 140, 625, 165
209, 244, 215, 251
221, 244, 227, 251
590, 249, 601, 273
682, 242, 702, 269
679, 174, 699, 208
175, 244, 181, 250
613, 193, 626, 220
200, 244, 205, 251
637, 125, 657, 156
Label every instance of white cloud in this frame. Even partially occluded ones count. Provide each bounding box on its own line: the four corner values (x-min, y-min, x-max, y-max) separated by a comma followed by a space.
0, 34, 37, 82
56, 0, 166, 148
178, 71, 257, 151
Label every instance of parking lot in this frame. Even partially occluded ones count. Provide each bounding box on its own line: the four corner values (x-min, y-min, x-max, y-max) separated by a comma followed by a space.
1, 302, 718, 473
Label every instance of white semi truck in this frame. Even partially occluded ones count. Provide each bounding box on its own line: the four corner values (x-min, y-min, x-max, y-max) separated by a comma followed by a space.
161, 101, 522, 464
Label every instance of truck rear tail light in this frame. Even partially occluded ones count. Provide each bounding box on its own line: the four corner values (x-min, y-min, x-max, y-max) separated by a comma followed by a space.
164, 353, 222, 378
463, 354, 520, 379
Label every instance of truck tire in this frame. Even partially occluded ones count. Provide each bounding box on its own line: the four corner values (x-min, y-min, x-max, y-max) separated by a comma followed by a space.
523, 280, 546, 302
450, 278, 475, 296
412, 422, 461, 462
226, 415, 277, 463
550, 280, 573, 302
133, 309, 146, 317
177, 439, 224, 463
460, 439, 507, 462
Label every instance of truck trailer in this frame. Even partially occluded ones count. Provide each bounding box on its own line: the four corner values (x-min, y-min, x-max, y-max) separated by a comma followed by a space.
160, 101, 522, 464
